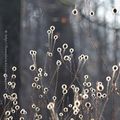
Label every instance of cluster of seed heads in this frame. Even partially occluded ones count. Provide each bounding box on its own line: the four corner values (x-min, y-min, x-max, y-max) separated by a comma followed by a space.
72, 7, 118, 16
1, 23, 120, 120
27, 26, 120, 120
2, 66, 27, 120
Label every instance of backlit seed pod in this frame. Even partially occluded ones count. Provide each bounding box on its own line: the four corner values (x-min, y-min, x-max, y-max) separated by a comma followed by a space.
11, 85, 15, 90
47, 102, 55, 110
52, 96, 57, 101
78, 54, 84, 61
72, 106, 78, 111
29, 65, 36, 71
91, 88, 96, 93
47, 30, 51, 34
62, 89, 68, 95
37, 73, 42, 77
62, 84, 67, 90
79, 114, 83, 119
69, 48, 74, 54
62, 43, 68, 49
85, 102, 91, 108
54, 35, 58, 40
11, 74, 16, 79
38, 68, 43, 72
38, 114, 42, 119
10, 97, 15, 101
90, 11, 94, 16
11, 93, 17, 99
44, 72, 48, 77
103, 93, 107, 98
47, 52, 53, 57
5, 110, 11, 116
7, 95, 11, 100
68, 104, 72, 108
19, 117, 24, 120
97, 92, 102, 98
11, 108, 15, 114
106, 76, 111, 82
3, 93, 8, 99
84, 55, 89, 60
15, 105, 20, 110
59, 112, 63, 117
56, 60, 62, 66
64, 55, 70, 61
12, 66, 17, 71
75, 100, 81, 107
82, 94, 88, 99
11, 82, 16, 89
39, 94, 43, 98
20, 109, 27, 114
50, 25, 55, 31
44, 87, 48, 93
20, 109, 24, 114
32, 104, 36, 109
71, 84, 75, 89
29, 50, 37, 56
9, 116, 13, 120
47, 104, 52, 110
34, 77, 39, 82
86, 82, 92, 87
83, 82, 86, 86
3, 73, 7, 78
97, 82, 102, 86
84, 75, 89, 80
63, 107, 68, 112
84, 89, 89, 94
57, 47, 62, 53
112, 65, 118, 71
13, 100, 18, 105
32, 82, 37, 88
29, 50, 34, 55
32, 50, 37, 55
91, 94, 96, 98
73, 110, 79, 115
72, 9, 78, 15
35, 107, 40, 112
8, 81, 12, 86
74, 87, 80, 93
37, 85, 41, 89
97, 84, 104, 92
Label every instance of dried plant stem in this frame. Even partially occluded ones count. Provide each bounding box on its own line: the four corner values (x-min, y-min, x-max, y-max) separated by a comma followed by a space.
99, 97, 109, 120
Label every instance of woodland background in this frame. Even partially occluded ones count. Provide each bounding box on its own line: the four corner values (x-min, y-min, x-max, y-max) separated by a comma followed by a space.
0, 0, 120, 119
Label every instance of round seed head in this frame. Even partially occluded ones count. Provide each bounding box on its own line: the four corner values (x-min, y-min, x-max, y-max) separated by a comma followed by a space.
72, 9, 78, 15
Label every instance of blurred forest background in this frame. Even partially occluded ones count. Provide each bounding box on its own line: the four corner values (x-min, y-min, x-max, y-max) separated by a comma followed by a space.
0, 0, 120, 120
